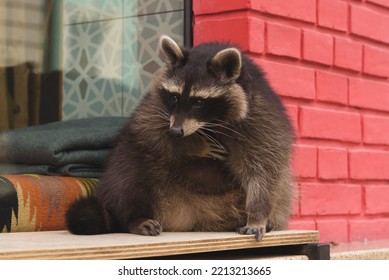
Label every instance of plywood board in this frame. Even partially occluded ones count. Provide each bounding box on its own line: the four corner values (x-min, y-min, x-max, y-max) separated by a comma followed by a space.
0, 230, 319, 260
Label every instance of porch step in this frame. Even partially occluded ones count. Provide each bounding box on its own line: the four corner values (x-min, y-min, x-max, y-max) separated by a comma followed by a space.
330, 240, 389, 260
0, 230, 319, 260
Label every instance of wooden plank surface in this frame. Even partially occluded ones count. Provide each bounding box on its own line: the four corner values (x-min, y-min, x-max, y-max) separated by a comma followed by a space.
0, 230, 319, 260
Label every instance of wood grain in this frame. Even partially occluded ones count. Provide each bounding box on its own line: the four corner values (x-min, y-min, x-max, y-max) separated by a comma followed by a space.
0, 230, 319, 260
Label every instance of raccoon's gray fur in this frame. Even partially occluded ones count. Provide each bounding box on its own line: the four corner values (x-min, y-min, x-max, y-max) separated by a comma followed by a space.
66, 36, 294, 241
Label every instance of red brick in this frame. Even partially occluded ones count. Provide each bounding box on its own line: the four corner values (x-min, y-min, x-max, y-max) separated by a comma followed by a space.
248, 17, 265, 55
318, 148, 348, 180
316, 219, 348, 243
363, 114, 389, 145
350, 5, 389, 44
316, 71, 348, 105
303, 30, 333, 66
288, 219, 316, 230
300, 107, 361, 143
349, 78, 389, 113
292, 145, 317, 178
334, 37, 363, 72
195, 17, 248, 46
367, 0, 389, 9
300, 184, 362, 215
193, 0, 250, 15
318, 0, 348, 32
363, 45, 389, 78
251, 0, 316, 23
285, 104, 299, 132
258, 60, 315, 100
349, 219, 389, 242
349, 150, 389, 180
194, 16, 264, 53
365, 185, 389, 214
266, 22, 301, 59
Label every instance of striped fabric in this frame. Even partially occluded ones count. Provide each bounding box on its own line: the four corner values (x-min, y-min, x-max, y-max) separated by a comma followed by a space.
0, 174, 97, 233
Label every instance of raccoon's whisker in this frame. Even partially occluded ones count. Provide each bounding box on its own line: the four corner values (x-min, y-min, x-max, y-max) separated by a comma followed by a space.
155, 111, 170, 120
147, 109, 170, 122
192, 131, 202, 147
152, 113, 169, 120
193, 131, 206, 147
150, 114, 170, 124
215, 124, 248, 140
148, 105, 170, 119
206, 121, 249, 141
199, 126, 234, 141
197, 126, 217, 135
152, 124, 170, 129
148, 107, 169, 116
201, 126, 234, 139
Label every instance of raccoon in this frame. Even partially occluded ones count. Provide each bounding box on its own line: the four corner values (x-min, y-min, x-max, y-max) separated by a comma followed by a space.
66, 36, 294, 241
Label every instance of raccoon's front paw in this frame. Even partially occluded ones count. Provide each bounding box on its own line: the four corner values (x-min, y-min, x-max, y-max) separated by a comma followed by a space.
207, 143, 228, 160
236, 224, 266, 242
266, 221, 274, 232
127, 218, 162, 236
188, 138, 228, 160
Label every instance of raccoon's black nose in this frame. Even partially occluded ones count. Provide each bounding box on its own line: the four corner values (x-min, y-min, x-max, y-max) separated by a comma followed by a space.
169, 126, 184, 137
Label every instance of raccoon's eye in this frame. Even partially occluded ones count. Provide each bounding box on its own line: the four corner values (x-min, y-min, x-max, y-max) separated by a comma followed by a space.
193, 98, 205, 108
170, 95, 179, 104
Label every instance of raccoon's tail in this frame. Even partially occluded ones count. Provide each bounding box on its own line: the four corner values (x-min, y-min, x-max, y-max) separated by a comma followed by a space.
66, 196, 113, 235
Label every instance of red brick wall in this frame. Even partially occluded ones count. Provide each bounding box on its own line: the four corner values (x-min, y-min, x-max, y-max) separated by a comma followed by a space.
194, 0, 389, 243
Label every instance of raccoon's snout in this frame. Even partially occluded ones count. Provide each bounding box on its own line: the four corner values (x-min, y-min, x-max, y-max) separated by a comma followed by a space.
169, 116, 204, 137
169, 115, 185, 137
169, 126, 184, 137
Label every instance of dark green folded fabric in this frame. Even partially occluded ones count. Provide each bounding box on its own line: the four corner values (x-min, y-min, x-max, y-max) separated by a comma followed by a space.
0, 117, 127, 177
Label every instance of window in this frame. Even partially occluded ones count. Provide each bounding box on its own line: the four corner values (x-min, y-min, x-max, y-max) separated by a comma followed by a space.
0, 0, 192, 131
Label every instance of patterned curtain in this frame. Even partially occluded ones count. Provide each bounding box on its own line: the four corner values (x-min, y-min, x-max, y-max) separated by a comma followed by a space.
0, 0, 55, 131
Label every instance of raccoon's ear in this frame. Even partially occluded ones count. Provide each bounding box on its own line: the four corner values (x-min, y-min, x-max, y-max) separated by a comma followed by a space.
160, 35, 187, 67
208, 48, 242, 81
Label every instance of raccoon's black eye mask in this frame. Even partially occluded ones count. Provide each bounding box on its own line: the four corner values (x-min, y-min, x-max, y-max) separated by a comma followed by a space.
193, 97, 228, 121
160, 89, 179, 112
160, 88, 229, 121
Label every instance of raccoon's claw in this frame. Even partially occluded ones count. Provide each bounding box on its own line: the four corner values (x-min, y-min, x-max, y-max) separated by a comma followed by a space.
208, 143, 228, 160
266, 221, 274, 232
236, 225, 266, 242
127, 218, 162, 236
191, 138, 228, 160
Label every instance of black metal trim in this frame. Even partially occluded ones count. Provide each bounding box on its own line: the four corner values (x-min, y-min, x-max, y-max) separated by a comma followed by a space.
301, 243, 331, 260
184, 0, 193, 48
139, 242, 331, 260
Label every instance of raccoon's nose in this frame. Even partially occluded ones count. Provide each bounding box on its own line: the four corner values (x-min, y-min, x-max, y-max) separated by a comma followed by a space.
169, 126, 184, 137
